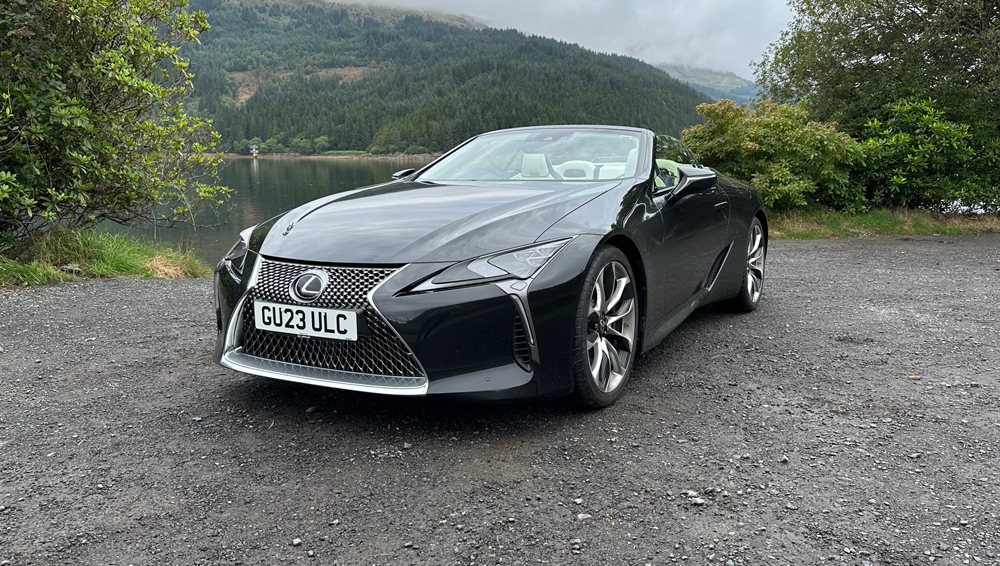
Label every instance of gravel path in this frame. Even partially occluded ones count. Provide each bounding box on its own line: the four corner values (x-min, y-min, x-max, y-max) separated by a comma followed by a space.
1, 234, 999, 566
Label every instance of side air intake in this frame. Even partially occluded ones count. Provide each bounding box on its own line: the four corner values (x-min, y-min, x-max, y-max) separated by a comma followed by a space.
705, 244, 733, 291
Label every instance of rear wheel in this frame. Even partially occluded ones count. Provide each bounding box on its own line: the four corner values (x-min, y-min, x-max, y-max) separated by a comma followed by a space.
726, 217, 766, 312
573, 246, 638, 409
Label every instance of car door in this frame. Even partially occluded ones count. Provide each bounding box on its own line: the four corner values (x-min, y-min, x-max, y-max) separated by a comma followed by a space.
650, 136, 730, 316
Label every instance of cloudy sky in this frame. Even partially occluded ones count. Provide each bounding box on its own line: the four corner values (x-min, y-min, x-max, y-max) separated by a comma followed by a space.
364, 0, 793, 78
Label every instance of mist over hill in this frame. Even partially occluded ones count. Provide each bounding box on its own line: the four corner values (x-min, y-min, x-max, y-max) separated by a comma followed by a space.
184, 0, 711, 154
657, 64, 759, 105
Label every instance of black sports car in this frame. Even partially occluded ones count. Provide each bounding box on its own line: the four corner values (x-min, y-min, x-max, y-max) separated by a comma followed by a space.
214, 126, 767, 407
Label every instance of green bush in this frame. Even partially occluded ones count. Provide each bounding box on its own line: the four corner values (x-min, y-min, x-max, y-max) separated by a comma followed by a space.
313, 136, 332, 154
289, 136, 315, 155
682, 100, 865, 211
0, 0, 231, 251
232, 139, 252, 155
259, 137, 288, 154
861, 99, 998, 211
753, 0, 1000, 213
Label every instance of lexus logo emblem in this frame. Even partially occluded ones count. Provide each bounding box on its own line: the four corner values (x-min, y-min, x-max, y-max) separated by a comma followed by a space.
290, 270, 328, 303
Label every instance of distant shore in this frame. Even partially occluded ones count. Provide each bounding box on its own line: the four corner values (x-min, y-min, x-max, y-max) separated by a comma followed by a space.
223, 153, 441, 161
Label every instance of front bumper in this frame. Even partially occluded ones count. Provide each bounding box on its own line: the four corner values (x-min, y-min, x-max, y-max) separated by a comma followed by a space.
213, 236, 600, 401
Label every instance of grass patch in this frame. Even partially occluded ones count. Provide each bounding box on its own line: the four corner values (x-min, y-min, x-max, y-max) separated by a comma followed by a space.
0, 229, 212, 287
771, 208, 1000, 239
320, 150, 368, 156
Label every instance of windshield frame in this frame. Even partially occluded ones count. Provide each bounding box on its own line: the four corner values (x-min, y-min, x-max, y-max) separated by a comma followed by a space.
412, 126, 651, 184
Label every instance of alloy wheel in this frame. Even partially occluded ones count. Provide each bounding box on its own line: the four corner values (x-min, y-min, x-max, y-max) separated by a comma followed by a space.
586, 260, 637, 393
747, 222, 765, 303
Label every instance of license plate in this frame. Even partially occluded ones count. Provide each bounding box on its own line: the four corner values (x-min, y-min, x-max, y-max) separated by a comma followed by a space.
254, 301, 358, 341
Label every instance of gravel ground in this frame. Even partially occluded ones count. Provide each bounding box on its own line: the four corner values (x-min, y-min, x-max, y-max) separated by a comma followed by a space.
1, 234, 999, 566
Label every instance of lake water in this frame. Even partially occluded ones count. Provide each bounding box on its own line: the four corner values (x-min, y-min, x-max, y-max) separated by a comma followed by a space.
118, 157, 433, 263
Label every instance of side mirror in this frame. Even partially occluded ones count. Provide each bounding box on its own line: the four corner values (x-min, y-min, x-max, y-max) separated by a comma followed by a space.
671, 167, 717, 198
392, 168, 417, 180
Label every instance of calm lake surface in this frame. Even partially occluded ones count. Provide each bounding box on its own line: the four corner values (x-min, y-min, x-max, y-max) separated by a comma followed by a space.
119, 157, 433, 263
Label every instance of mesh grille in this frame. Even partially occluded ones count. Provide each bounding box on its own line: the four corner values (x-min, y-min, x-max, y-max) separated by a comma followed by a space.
240, 259, 425, 379
512, 311, 531, 371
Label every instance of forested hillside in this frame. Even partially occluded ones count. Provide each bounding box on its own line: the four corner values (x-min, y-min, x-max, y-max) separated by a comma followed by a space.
183, 0, 710, 154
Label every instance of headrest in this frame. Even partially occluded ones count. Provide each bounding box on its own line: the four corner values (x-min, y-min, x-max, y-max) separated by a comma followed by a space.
625, 148, 639, 177
521, 154, 550, 178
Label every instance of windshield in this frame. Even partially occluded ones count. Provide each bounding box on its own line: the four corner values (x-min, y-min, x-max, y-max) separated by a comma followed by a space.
417, 129, 643, 182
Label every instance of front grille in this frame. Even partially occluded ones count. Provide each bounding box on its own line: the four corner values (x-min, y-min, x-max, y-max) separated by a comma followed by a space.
512, 311, 531, 371
240, 259, 425, 379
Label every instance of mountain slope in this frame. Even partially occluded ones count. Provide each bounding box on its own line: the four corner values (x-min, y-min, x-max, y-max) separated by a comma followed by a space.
184, 0, 711, 154
657, 64, 758, 105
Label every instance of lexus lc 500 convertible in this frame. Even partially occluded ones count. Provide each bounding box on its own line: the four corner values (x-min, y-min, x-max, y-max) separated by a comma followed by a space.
214, 126, 767, 408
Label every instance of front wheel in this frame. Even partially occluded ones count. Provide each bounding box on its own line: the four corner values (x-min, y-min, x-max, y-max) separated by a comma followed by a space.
573, 246, 638, 409
726, 217, 766, 312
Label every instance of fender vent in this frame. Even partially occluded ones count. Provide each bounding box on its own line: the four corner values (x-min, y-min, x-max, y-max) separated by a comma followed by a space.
512, 311, 531, 371
705, 244, 733, 291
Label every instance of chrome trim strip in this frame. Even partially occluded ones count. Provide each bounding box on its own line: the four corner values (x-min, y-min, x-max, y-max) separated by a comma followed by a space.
222, 254, 263, 354
366, 265, 429, 378
509, 294, 535, 345
224, 294, 248, 353
245, 253, 263, 289
221, 350, 428, 396
705, 242, 734, 291
213, 272, 221, 310
495, 280, 541, 363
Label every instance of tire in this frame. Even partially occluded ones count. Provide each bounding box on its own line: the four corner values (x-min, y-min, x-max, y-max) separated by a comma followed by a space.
726, 216, 766, 312
572, 246, 639, 409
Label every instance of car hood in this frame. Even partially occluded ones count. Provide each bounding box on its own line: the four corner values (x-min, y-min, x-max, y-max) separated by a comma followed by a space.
258, 180, 622, 264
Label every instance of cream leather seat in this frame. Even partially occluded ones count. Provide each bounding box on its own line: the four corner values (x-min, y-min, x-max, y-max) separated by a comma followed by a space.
513, 153, 554, 180
554, 160, 595, 179
596, 149, 640, 180
624, 148, 638, 177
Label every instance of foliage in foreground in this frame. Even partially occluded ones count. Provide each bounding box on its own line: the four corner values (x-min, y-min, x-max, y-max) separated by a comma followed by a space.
682, 100, 863, 211
753, 0, 1000, 205
0, 230, 211, 287
684, 99, 1000, 213
0, 0, 231, 250
861, 99, 988, 210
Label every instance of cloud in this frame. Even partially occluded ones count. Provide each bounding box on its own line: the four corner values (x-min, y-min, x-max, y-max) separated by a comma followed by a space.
357, 0, 792, 78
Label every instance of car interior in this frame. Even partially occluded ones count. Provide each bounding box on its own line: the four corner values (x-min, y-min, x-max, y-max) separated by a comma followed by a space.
654, 158, 683, 189
510, 149, 640, 181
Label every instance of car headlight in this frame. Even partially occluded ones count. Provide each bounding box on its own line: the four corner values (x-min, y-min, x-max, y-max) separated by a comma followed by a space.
486, 240, 568, 279
223, 227, 255, 280
412, 239, 571, 292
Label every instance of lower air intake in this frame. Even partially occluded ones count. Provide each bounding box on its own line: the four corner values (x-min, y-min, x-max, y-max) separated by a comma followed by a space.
512, 311, 532, 371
